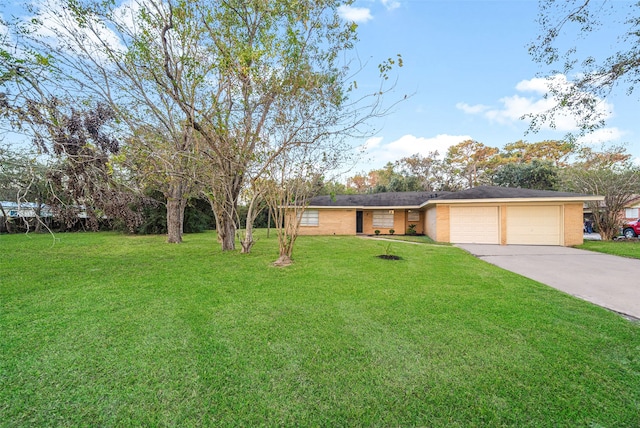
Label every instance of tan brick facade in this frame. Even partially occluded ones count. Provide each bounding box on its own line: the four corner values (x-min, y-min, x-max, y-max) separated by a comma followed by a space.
291, 198, 591, 246
500, 205, 508, 245
424, 201, 585, 246
296, 208, 426, 236
563, 202, 585, 246
362, 209, 407, 235
435, 205, 450, 242
296, 209, 356, 236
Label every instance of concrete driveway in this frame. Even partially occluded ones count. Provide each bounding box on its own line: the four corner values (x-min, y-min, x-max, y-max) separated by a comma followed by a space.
455, 244, 640, 320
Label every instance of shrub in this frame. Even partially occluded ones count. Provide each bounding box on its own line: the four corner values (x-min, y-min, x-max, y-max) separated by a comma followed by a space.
389, 229, 395, 235
374, 230, 380, 235
406, 224, 417, 235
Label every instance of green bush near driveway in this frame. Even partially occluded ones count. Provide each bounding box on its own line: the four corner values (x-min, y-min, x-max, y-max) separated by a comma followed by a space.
1, 231, 639, 426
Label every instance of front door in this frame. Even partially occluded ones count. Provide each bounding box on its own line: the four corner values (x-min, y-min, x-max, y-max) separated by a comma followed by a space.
356, 211, 363, 234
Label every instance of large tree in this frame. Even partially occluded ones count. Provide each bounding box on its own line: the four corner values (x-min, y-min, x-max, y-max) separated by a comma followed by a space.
395, 152, 440, 192
0, 37, 146, 232
493, 159, 560, 190
528, 0, 640, 135
8, 0, 400, 251
560, 146, 640, 240
444, 140, 499, 189
500, 140, 574, 167
128, 0, 396, 250
562, 165, 640, 240
7, 0, 203, 243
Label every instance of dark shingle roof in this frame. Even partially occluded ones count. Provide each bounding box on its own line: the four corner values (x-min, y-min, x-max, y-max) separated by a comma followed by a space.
432, 186, 591, 200
308, 191, 449, 207
306, 186, 596, 208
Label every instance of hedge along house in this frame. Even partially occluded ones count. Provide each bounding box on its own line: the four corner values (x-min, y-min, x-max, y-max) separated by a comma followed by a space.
294, 186, 604, 246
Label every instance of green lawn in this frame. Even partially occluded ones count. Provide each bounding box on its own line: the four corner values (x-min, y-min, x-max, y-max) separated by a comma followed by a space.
1, 231, 639, 426
367, 234, 438, 244
577, 239, 640, 259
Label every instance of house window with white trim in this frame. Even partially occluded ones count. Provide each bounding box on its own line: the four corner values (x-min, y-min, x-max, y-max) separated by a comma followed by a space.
373, 210, 394, 228
625, 208, 640, 218
299, 209, 319, 226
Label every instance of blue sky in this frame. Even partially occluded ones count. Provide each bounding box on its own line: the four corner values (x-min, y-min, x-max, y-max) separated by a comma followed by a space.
339, 0, 640, 171
2, 0, 638, 172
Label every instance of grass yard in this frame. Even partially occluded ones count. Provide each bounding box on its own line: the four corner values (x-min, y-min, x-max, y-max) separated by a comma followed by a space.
1, 231, 639, 427
577, 239, 640, 260
368, 234, 438, 244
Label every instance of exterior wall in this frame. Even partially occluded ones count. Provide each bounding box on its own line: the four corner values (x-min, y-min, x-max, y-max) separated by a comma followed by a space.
623, 200, 640, 221
564, 202, 584, 246
425, 206, 437, 240
294, 208, 415, 236
500, 205, 507, 245
362, 209, 406, 235
432, 201, 583, 247
296, 209, 356, 236
393, 210, 406, 234
436, 205, 450, 243
405, 210, 424, 234
291, 201, 587, 246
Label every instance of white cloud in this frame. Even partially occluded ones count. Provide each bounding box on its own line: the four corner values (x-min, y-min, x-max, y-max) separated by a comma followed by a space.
514, 76, 553, 93
460, 74, 615, 133
576, 127, 624, 145
363, 134, 471, 167
456, 102, 490, 115
363, 136, 384, 150
381, 0, 401, 11
31, 0, 127, 59
338, 5, 373, 23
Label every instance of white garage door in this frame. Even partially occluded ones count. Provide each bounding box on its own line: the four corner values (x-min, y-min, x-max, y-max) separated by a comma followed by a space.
506, 206, 561, 245
450, 206, 499, 244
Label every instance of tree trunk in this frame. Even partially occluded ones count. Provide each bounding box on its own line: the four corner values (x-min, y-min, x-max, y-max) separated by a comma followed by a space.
166, 179, 187, 244
240, 191, 262, 254
34, 200, 42, 233
273, 254, 293, 267
241, 227, 254, 254
0, 203, 11, 233
206, 171, 244, 251
218, 213, 236, 251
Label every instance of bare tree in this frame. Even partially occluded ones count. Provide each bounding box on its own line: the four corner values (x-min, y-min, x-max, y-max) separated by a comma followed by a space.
263, 147, 328, 267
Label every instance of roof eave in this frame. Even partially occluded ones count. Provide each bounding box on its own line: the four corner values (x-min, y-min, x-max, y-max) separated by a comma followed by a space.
425, 196, 604, 205
306, 205, 423, 210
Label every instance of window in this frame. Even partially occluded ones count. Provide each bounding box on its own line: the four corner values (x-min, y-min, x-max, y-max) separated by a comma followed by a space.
625, 208, 639, 218
407, 211, 420, 222
373, 210, 394, 228
299, 209, 319, 226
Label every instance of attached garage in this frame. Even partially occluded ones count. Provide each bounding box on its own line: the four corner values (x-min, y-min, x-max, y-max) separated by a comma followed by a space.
506, 205, 561, 245
428, 186, 601, 247
449, 206, 500, 244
